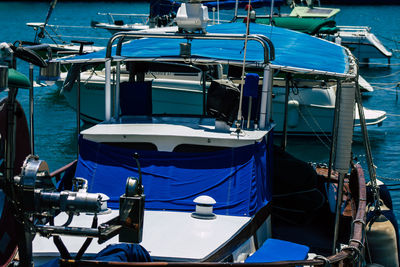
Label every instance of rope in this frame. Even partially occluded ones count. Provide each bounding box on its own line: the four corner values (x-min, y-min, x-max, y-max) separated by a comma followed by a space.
349, 238, 364, 250
235, 0, 251, 130
294, 89, 332, 142
376, 175, 400, 182
296, 108, 332, 150
385, 113, 400, 117
53, 35, 109, 40
314, 255, 331, 267
375, 33, 400, 43
359, 62, 400, 66
352, 219, 366, 227
362, 69, 400, 79
341, 245, 363, 263
370, 82, 400, 85
371, 86, 399, 93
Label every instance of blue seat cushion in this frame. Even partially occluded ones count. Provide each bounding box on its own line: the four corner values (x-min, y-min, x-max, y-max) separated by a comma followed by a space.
245, 238, 309, 263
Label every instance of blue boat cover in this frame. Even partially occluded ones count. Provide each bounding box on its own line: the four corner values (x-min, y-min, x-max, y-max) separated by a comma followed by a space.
245, 238, 309, 263
74, 133, 272, 216
64, 23, 349, 76
39, 244, 152, 267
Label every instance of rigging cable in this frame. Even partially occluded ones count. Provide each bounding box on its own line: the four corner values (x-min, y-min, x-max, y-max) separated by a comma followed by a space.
235, 0, 252, 130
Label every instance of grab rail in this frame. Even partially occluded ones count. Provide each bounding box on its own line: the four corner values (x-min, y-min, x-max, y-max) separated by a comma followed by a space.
105, 31, 275, 64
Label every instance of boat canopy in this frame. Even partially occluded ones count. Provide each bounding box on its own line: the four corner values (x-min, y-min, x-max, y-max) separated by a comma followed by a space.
58, 22, 355, 78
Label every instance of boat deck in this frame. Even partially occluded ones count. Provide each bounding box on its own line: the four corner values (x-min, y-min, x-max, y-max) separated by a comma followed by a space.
33, 210, 252, 264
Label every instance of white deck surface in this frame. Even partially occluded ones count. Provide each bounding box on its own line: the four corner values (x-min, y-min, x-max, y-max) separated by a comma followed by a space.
33, 210, 251, 262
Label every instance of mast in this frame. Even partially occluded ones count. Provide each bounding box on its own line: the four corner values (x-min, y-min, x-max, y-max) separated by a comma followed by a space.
36, 0, 58, 42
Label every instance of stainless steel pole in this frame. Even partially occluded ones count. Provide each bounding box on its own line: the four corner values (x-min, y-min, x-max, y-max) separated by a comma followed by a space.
29, 63, 34, 154
281, 74, 290, 150
76, 70, 81, 156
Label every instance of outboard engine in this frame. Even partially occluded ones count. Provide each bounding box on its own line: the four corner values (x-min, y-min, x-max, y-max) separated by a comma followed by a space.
175, 0, 210, 33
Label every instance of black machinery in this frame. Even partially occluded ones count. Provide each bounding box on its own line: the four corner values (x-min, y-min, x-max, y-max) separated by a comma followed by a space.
0, 42, 145, 266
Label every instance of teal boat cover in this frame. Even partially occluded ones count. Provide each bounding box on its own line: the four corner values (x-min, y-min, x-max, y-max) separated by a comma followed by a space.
61, 22, 350, 76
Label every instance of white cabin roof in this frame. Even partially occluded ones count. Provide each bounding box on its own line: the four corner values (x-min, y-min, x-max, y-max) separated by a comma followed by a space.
81, 117, 270, 152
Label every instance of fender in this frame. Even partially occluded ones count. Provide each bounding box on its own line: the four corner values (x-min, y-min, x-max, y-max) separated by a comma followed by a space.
0, 97, 30, 266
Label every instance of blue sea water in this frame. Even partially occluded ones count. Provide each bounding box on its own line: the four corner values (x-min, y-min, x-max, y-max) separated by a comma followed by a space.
0, 2, 399, 223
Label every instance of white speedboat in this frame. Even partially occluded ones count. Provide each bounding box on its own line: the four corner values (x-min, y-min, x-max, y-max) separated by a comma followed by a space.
243, 4, 392, 64
328, 25, 393, 62
24, 22, 104, 58
58, 65, 386, 135
90, 0, 179, 34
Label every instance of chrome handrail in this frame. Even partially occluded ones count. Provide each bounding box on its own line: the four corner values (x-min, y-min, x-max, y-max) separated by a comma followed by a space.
105, 31, 275, 64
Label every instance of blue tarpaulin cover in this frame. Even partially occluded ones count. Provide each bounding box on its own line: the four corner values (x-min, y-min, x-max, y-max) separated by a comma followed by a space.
74, 134, 272, 216
62, 23, 349, 76
245, 238, 309, 263
39, 244, 152, 267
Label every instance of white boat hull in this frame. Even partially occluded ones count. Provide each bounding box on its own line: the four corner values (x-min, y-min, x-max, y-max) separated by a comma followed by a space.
58, 72, 386, 135
331, 26, 392, 60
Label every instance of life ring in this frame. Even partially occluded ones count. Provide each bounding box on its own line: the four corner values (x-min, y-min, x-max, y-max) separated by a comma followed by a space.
0, 97, 31, 266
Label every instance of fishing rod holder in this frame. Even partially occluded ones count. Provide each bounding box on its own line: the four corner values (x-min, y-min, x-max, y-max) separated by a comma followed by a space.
39, 61, 60, 81
39, 46, 61, 81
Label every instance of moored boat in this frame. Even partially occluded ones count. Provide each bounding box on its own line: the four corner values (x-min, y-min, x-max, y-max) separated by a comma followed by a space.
240, 2, 393, 63
0, 2, 398, 266
56, 22, 386, 135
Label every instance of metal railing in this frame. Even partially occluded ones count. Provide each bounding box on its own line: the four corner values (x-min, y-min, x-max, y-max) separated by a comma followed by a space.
105, 31, 275, 64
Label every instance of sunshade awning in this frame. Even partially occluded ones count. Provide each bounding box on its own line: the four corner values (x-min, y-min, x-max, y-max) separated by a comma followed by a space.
58, 22, 355, 78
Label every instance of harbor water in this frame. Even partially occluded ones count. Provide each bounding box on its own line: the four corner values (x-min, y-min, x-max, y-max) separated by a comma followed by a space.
0, 2, 400, 225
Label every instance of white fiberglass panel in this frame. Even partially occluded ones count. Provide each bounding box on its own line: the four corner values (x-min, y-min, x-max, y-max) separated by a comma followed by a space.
33, 210, 250, 262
